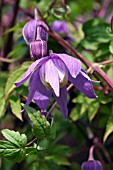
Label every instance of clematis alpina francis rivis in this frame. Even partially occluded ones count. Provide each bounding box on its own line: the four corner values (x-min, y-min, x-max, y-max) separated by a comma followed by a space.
51, 20, 70, 34
14, 53, 97, 118
82, 160, 103, 170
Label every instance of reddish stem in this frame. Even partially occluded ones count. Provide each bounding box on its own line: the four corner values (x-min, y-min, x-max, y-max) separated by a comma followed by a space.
98, 0, 111, 18
47, 30, 113, 89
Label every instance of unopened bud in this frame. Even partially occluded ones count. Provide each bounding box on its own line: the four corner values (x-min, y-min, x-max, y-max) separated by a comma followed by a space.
30, 40, 47, 60
23, 19, 49, 45
82, 160, 103, 170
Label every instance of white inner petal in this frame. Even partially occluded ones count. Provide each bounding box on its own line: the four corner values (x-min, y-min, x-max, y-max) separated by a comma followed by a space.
58, 69, 65, 82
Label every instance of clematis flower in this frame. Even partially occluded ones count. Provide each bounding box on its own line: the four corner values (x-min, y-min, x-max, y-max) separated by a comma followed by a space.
51, 20, 70, 34
82, 160, 103, 170
82, 145, 103, 170
51, 20, 74, 43
22, 8, 49, 60
15, 52, 97, 118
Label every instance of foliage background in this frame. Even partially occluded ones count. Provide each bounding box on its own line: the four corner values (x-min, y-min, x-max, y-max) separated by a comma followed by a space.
0, 0, 113, 169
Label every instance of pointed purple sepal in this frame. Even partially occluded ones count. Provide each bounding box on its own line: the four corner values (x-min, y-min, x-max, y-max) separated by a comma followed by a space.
57, 53, 82, 78
69, 69, 97, 98
54, 86, 68, 119
14, 57, 49, 87
26, 69, 52, 110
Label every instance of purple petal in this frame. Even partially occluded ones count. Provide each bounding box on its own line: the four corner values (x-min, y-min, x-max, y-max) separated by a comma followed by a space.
52, 58, 68, 77
22, 19, 37, 45
54, 86, 68, 119
52, 57, 68, 85
30, 40, 47, 60
14, 57, 48, 87
69, 70, 97, 98
36, 20, 49, 41
40, 59, 60, 97
82, 160, 103, 170
36, 20, 49, 31
26, 69, 52, 110
56, 54, 82, 78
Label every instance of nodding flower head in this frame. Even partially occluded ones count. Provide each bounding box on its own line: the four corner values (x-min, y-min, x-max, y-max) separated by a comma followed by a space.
82, 146, 103, 170
23, 19, 49, 45
15, 52, 97, 119
82, 160, 103, 170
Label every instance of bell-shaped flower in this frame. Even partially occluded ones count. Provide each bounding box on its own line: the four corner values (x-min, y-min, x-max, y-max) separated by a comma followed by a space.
82, 160, 103, 170
51, 20, 74, 42
82, 145, 103, 170
15, 52, 97, 118
23, 19, 49, 45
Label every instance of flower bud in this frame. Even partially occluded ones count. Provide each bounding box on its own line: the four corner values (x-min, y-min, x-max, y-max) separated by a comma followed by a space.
30, 40, 47, 60
23, 19, 49, 45
82, 160, 103, 170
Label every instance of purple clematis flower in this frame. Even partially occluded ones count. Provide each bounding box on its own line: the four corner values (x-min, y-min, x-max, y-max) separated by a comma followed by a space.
82, 160, 103, 170
15, 52, 97, 118
51, 20, 70, 34
51, 20, 74, 43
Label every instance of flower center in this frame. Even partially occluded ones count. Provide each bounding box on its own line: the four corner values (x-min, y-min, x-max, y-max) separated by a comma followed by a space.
40, 58, 68, 90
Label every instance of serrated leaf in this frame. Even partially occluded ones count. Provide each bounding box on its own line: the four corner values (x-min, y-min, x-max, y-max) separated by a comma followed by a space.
2, 129, 27, 147
103, 113, 113, 142
47, 119, 56, 140
5, 61, 32, 99
23, 104, 36, 114
38, 139, 49, 150
25, 147, 37, 155
24, 105, 50, 139
9, 94, 22, 120
0, 140, 26, 163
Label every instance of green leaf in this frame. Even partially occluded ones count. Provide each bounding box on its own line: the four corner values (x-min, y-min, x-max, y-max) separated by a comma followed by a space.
2, 129, 27, 147
38, 138, 49, 150
109, 41, 113, 54
103, 113, 113, 142
5, 61, 32, 99
0, 73, 7, 118
88, 101, 99, 121
4, 21, 26, 34
9, 94, 22, 120
24, 105, 50, 139
69, 104, 87, 121
47, 119, 56, 140
25, 147, 37, 155
0, 96, 6, 118
45, 155, 70, 166
107, 65, 113, 82
0, 140, 26, 162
